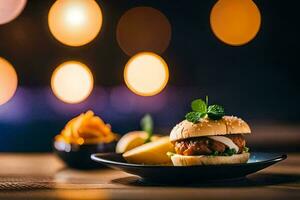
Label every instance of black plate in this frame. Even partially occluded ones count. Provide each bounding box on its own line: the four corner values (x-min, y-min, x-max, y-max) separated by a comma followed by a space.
91, 152, 287, 183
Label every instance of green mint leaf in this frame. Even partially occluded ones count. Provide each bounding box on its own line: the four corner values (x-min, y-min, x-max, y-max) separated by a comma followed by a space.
207, 105, 225, 120
185, 112, 206, 123
140, 114, 153, 143
191, 99, 207, 113
185, 97, 226, 121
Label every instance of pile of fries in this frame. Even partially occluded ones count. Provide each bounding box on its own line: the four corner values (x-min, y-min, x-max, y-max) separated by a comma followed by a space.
55, 110, 118, 145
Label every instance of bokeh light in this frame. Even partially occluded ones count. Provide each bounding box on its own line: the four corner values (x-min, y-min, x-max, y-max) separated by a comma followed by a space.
210, 0, 261, 46
0, 57, 18, 106
0, 0, 27, 25
51, 61, 94, 104
48, 0, 102, 46
117, 7, 171, 56
124, 52, 169, 96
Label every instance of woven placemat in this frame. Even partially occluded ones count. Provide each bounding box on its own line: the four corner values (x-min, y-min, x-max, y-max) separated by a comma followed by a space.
0, 176, 55, 190
0, 175, 132, 191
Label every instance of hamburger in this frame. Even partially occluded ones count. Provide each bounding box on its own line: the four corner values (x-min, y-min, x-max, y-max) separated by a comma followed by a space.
169, 116, 251, 166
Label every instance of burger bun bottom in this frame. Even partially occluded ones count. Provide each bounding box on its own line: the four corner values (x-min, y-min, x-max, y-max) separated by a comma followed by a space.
171, 152, 250, 166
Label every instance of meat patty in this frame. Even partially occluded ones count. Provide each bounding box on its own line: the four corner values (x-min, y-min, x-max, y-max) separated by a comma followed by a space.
174, 134, 246, 156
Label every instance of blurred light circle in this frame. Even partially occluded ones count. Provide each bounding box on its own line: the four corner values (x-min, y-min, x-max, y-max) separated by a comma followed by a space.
0, 57, 18, 105
0, 0, 27, 25
48, 0, 102, 46
117, 7, 171, 56
210, 0, 261, 46
124, 52, 169, 96
51, 61, 94, 104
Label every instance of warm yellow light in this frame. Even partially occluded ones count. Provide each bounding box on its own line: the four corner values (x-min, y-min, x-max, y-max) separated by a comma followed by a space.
124, 52, 169, 96
48, 0, 102, 46
210, 0, 261, 46
51, 61, 94, 104
0, 57, 18, 105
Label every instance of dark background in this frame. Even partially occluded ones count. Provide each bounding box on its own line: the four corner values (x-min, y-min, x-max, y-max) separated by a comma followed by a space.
0, 0, 299, 152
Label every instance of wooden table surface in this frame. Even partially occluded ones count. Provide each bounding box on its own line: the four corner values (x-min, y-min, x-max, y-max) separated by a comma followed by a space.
0, 153, 299, 200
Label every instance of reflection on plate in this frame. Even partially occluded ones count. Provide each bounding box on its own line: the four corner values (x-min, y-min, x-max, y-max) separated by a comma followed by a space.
91, 152, 287, 183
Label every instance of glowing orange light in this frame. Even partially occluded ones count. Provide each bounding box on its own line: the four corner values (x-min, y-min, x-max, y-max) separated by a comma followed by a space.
51, 61, 94, 104
117, 7, 172, 56
48, 0, 102, 46
124, 52, 169, 96
210, 0, 261, 46
0, 57, 18, 105
0, 0, 27, 25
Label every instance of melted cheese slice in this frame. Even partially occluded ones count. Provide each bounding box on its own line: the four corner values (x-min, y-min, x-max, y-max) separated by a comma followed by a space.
208, 136, 239, 152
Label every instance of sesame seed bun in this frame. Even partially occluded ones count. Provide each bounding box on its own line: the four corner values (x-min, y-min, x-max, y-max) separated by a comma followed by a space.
169, 116, 251, 142
171, 152, 250, 166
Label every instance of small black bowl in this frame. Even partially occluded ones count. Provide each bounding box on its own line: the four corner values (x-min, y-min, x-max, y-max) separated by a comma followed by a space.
53, 140, 116, 169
